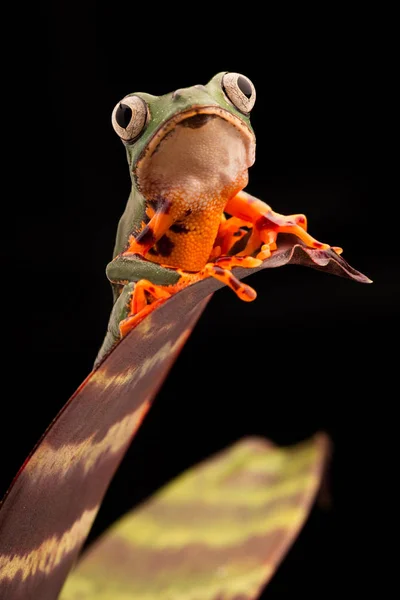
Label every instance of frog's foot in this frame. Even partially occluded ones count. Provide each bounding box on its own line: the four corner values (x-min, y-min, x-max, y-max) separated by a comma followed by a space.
256, 211, 329, 250
119, 279, 172, 338
196, 256, 261, 302
242, 210, 332, 258
174, 255, 262, 302
225, 191, 342, 256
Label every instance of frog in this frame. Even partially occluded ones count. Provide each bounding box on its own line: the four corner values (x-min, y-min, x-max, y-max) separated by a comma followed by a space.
94, 72, 339, 367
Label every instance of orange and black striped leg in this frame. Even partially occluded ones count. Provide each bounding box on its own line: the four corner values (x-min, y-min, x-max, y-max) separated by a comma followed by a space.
225, 191, 342, 256
119, 279, 172, 338
123, 205, 175, 257
202, 263, 258, 301
210, 255, 263, 300
172, 256, 261, 303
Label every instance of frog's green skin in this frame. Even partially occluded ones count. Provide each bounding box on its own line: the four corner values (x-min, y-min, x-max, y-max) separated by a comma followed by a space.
94, 72, 256, 366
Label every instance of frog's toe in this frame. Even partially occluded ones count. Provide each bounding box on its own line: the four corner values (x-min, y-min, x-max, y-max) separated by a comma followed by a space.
256, 244, 272, 261
203, 263, 257, 302
214, 256, 262, 269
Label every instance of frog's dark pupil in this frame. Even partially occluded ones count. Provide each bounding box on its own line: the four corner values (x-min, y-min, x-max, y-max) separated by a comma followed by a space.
116, 103, 132, 129
237, 76, 253, 99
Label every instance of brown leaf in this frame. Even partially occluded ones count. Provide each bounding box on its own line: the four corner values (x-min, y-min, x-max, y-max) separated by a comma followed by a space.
0, 236, 369, 600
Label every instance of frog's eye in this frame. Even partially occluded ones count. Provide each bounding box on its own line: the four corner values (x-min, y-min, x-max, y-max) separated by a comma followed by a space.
222, 73, 256, 115
111, 95, 148, 142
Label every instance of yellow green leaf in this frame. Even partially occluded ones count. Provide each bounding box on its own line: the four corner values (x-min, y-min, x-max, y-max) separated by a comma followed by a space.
61, 433, 329, 600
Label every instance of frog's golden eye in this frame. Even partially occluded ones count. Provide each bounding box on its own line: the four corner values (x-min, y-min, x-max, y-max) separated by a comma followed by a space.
222, 73, 256, 115
111, 95, 148, 142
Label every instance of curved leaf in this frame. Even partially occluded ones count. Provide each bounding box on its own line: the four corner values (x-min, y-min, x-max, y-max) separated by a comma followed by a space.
60, 434, 329, 599
0, 236, 369, 600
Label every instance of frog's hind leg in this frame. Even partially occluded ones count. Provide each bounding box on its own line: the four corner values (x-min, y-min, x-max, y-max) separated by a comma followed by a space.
121, 255, 263, 337
119, 279, 172, 338
201, 256, 262, 302
124, 205, 174, 256
130, 279, 172, 314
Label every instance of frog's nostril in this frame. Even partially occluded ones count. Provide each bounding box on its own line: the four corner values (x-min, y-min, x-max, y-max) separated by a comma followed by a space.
194, 85, 207, 91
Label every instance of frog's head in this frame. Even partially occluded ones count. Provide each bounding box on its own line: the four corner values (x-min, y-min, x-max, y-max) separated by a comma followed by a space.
111, 72, 256, 202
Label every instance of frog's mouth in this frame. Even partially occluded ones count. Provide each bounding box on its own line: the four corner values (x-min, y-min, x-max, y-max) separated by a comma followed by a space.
135, 106, 255, 205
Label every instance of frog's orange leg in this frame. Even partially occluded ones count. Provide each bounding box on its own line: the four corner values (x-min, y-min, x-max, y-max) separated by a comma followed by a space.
124, 204, 175, 256
203, 265, 257, 301
119, 254, 262, 338
192, 256, 261, 302
119, 279, 172, 338
130, 279, 172, 314
173, 257, 261, 303
225, 191, 342, 256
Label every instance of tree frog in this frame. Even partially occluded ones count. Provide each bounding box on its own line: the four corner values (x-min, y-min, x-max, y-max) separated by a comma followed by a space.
95, 72, 337, 366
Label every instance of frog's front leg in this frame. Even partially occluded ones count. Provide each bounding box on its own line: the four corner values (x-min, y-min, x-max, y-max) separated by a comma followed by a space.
225, 191, 342, 259
95, 275, 174, 367
119, 278, 172, 337
104, 253, 180, 345
124, 204, 175, 256
112, 258, 262, 338
116, 260, 258, 337
106, 252, 261, 344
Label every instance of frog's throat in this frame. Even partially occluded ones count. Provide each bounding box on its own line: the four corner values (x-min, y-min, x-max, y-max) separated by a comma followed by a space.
134, 105, 255, 208
134, 105, 255, 181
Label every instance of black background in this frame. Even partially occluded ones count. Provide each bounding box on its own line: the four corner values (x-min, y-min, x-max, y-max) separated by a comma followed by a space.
2, 2, 395, 598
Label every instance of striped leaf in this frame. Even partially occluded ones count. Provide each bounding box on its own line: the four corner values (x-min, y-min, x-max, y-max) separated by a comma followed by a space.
0, 238, 369, 600
61, 434, 329, 599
